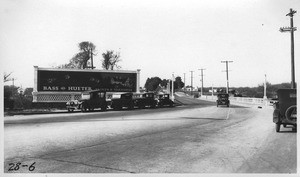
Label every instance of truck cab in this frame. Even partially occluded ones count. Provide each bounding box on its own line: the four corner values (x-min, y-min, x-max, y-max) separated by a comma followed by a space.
217, 93, 230, 107
273, 88, 297, 132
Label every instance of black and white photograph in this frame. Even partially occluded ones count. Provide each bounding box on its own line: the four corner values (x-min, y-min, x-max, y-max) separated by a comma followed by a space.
1, 0, 299, 176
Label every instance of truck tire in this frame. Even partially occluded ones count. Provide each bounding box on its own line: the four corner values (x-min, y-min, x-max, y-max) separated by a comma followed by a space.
276, 123, 281, 132
285, 105, 297, 124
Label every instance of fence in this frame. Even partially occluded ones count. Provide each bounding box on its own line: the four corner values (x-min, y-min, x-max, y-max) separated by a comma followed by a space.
199, 95, 269, 105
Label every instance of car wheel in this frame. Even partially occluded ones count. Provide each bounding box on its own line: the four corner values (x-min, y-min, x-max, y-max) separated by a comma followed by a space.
129, 103, 134, 110
81, 104, 87, 112
101, 105, 107, 112
114, 106, 121, 110
276, 123, 281, 132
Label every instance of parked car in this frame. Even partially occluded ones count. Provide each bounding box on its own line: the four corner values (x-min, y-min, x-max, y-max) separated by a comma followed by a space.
134, 92, 158, 109
66, 90, 107, 112
268, 98, 278, 106
217, 93, 230, 107
273, 88, 297, 132
157, 93, 174, 107
111, 92, 135, 110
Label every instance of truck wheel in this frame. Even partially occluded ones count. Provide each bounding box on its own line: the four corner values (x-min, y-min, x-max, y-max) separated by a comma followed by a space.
276, 123, 281, 132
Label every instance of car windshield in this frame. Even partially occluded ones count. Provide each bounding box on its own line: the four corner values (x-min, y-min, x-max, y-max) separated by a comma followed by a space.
218, 94, 228, 98
112, 94, 121, 99
121, 94, 132, 99
81, 93, 90, 100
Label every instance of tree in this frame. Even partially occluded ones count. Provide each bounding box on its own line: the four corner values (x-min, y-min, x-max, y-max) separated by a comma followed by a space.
174, 76, 184, 90
59, 41, 96, 69
161, 79, 169, 88
144, 77, 162, 91
101, 50, 121, 70
4, 85, 19, 109
23, 88, 33, 97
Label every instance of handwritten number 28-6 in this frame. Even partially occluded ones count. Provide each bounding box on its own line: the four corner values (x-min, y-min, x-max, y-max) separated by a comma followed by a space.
8, 162, 35, 171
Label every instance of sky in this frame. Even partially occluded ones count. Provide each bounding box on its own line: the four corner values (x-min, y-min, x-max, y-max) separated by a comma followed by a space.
0, 0, 299, 89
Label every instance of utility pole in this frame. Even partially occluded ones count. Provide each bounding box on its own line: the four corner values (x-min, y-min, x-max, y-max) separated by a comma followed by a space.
280, 8, 297, 89
171, 73, 174, 102
264, 74, 267, 99
198, 68, 206, 96
183, 73, 186, 93
221, 60, 233, 94
190, 71, 194, 96
91, 48, 94, 69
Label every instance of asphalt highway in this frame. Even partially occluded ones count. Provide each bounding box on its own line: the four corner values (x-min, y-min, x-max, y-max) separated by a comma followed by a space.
4, 95, 297, 174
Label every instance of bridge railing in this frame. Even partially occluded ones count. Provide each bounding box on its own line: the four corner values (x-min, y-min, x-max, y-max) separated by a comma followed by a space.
199, 95, 270, 106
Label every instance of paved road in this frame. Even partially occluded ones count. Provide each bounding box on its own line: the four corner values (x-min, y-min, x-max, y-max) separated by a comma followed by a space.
4, 96, 296, 174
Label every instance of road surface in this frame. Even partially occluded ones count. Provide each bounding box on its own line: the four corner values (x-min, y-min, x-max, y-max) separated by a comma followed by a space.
4, 96, 297, 173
